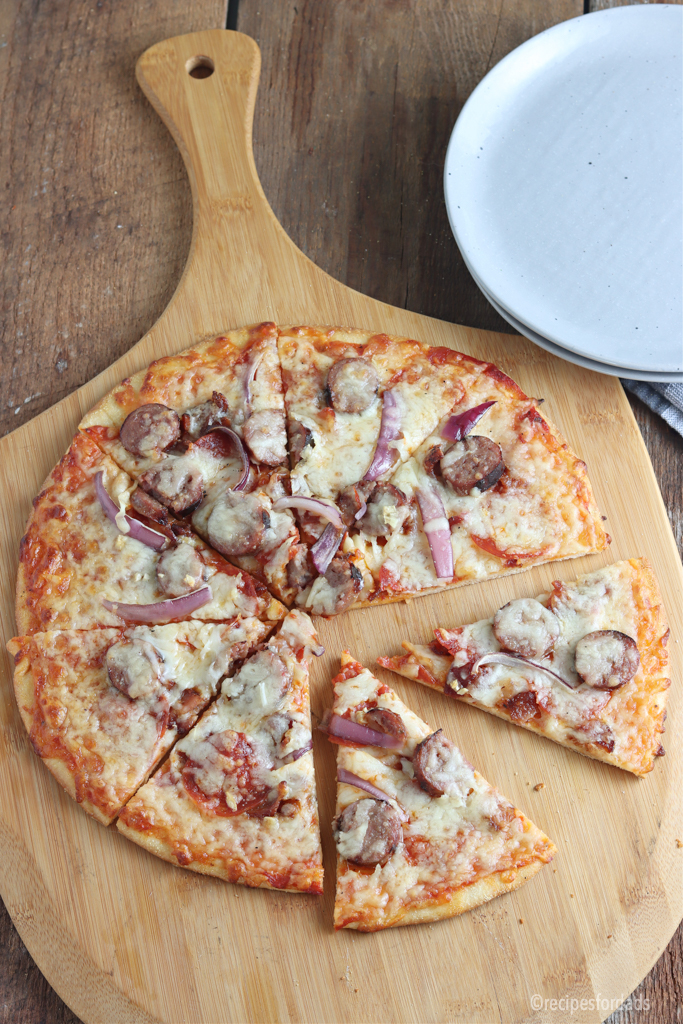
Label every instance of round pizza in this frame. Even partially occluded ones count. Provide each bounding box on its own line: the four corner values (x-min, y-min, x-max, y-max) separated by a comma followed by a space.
11, 321, 666, 923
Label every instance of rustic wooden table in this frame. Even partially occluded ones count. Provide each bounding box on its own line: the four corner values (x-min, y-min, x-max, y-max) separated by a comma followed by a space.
1, 1, 680, 1021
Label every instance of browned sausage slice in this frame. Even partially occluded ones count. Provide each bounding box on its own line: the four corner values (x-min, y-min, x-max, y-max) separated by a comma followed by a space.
289, 420, 315, 466
286, 544, 315, 591
243, 409, 287, 466
574, 630, 640, 689
492, 598, 561, 658
106, 639, 163, 700
412, 729, 474, 798
440, 435, 504, 495
358, 482, 407, 536
363, 707, 407, 744
327, 358, 380, 414
129, 487, 173, 526
206, 491, 270, 556
156, 542, 205, 597
181, 391, 230, 439
304, 554, 363, 615
223, 649, 292, 714
333, 798, 403, 866
139, 455, 204, 515
119, 404, 180, 458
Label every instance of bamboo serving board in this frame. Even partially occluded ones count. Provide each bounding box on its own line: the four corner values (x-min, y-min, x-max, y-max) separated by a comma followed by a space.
0, 30, 680, 1024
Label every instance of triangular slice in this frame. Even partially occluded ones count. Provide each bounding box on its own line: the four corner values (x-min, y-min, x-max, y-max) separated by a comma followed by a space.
117, 612, 324, 893
348, 371, 608, 605
378, 558, 670, 777
324, 653, 556, 931
17, 433, 284, 633
8, 617, 271, 825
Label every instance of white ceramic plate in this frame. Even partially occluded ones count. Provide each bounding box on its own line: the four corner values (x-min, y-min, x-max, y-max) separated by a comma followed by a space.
445, 4, 682, 374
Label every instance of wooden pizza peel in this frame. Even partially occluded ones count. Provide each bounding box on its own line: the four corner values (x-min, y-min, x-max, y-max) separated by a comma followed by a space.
0, 30, 680, 1024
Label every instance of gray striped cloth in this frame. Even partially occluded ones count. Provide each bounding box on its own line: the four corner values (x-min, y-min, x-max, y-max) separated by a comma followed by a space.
621, 380, 683, 438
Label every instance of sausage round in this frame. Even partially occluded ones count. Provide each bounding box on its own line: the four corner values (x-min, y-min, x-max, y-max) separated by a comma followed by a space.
333, 798, 403, 866
106, 639, 163, 700
358, 482, 407, 536
327, 358, 380, 414
363, 707, 407, 744
492, 598, 561, 658
412, 729, 473, 798
139, 455, 204, 515
440, 435, 504, 495
286, 545, 315, 592
288, 420, 315, 466
119, 404, 180, 458
574, 630, 640, 689
206, 491, 270, 556
305, 554, 363, 616
243, 409, 287, 466
156, 542, 205, 597
181, 391, 230, 439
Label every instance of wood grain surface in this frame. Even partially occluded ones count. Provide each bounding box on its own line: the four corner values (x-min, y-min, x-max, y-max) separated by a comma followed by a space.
0, 3, 681, 1023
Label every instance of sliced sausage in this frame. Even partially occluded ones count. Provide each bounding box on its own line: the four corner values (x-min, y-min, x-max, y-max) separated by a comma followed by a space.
289, 420, 315, 466
286, 544, 315, 592
493, 598, 561, 658
363, 707, 407, 744
306, 554, 363, 616
129, 487, 173, 526
358, 482, 407, 536
106, 639, 163, 700
574, 630, 640, 689
181, 391, 230, 439
327, 358, 380, 414
225, 650, 292, 715
440, 435, 504, 495
412, 729, 474, 799
333, 798, 402, 866
206, 491, 270, 556
502, 690, 541, 722
119, 404, 180, 458
139, 455, 204, 515
243, 409, 287, 466
155, 542, 205, 597
337, 482, 371, 527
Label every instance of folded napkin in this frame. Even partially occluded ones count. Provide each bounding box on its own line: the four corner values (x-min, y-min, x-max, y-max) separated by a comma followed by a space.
620, 380, 683, 439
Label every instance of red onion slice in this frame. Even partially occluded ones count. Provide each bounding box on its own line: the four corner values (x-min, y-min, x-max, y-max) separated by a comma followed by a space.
337, 768, 391, 803
311, 523, 344, 574
416, 488, 453, 581
244, 351, 264, 412
319, 711, 404, 749
441, 401, 496, 442
95, 473, 168, 551
193, 427, 249, 491
272, 495, 343, 529
279, 740, 313, 765
312, 644, 325, 657
363, 390, 403, 482
354, 501, 367, 521
472, 651, 576, 690
102, 585, 213, 624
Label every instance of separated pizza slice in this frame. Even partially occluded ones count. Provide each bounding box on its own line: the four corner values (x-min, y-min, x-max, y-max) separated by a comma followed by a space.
378, 559, 670, 777
17, 433, 284, 633
348, 371, 609, 604
117, 611, 324, 894
8, 616, 271, 825
323, 653, 556, 931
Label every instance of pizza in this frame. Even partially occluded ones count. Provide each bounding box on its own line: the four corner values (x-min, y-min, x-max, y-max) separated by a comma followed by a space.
9, 617, 271, 824
378, 559, 670, 777
322, 653, 556, 930
75, 323, 608, 617
117, 611, 324, 893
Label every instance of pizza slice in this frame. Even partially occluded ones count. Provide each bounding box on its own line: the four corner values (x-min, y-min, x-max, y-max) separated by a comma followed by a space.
323, 653, 556, 931
348, 369, 609, 603
8, 616, 271, 825
378, 559, 670, 777
117, 611, 324, 893
17, 433, 284, 633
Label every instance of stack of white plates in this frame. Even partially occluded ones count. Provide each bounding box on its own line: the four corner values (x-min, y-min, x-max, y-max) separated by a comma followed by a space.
444, 4, 682, 382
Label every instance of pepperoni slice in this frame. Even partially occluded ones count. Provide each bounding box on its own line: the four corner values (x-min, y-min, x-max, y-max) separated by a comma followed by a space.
574, 630, 640, 689
333, 798, 402, 866
180, 731, 276, 818
327, 358, 380, 414
492, 598, 561, 658
439, 435, 504, 495
206, 491, 270, 556
119, 404, 180, 458
106, 638, 163, 700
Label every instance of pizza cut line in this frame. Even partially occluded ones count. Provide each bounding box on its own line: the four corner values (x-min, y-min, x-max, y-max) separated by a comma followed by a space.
378, 559, 670, 777
9, 321, 669, 917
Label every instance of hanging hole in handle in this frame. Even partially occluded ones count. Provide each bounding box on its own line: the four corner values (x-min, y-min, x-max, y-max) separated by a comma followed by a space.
186, 55, 215, 79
